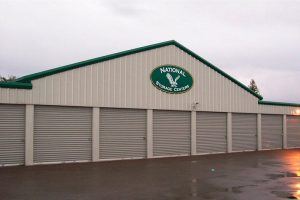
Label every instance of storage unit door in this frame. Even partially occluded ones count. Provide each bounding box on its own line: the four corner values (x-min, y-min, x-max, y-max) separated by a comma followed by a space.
0, 104, 25, 166
196, 112, 227, 154
153, 110, 191, 157
99, 108, 147, 160
262, 114, 283, 150
287, 116, 300, 148
34, 106, 92, 164
232, 113, 257, 152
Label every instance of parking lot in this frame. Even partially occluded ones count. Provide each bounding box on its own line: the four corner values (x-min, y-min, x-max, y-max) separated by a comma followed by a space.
1, 149, 300, 200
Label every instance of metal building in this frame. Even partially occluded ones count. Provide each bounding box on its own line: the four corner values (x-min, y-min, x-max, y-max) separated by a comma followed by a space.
0, 40, 300, 166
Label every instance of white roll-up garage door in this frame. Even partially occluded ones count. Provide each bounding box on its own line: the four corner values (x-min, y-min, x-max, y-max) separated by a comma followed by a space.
34, 106, 92, 164
196, 112, 227, 154
0, 104, 25, 166
232, 113, 257, 152
287, 115, 300, 149
262, 114, 283, 150
99, 108, 147, 160
153, 110, 191, 157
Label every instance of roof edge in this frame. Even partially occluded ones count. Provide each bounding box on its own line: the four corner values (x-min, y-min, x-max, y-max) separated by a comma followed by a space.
172, 41, 263, 100
0, 81, 32, 89
15, 40, 176, 83
4, 40, 262, 99
259, 100, 300, 107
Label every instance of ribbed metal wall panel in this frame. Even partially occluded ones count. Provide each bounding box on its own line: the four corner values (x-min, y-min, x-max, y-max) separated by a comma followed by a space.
287, 116, 300, 148
0, 45, 262, 113
153, 110, 191, 157
34, 106, 92, 163
258, 104, 298, 115
0, 104, 25, 166
232, 113, 257, 152
261, 114, 283, 150
196, 112, 227, 154
99, 108, 147, 160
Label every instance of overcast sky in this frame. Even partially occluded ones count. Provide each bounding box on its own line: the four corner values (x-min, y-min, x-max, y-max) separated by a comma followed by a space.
1, 0, 300, 102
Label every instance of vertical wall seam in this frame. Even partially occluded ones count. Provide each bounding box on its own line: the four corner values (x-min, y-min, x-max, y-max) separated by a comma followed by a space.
257, 114, 262, 150
147, 109, 153, 158
25, 104, 34, 166
191, 111, 197, 155
283, 115, 287, 149
92, 107, 100, 162
227, 112, 232, 153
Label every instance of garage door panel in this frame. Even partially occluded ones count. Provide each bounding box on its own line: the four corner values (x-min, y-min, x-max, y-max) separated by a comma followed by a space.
232, 113, 257, 152
34, 106, 92, 164
287, 116, 300, 148
196, 112, 227, 154
153, 110, 191, 157
262, 115, 283, 150
99, 108, 147, 160
0, 104, 25, 166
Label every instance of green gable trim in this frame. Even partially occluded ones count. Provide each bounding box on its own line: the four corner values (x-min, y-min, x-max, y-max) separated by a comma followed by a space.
15, 40, 175, 83
3, 40, 263, 99
0, 81, 32, 89
172, 41, 263, 100
259, 100, 300, 107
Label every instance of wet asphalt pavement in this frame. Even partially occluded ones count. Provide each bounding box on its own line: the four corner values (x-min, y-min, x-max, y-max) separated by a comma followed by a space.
1, 150, 300, 200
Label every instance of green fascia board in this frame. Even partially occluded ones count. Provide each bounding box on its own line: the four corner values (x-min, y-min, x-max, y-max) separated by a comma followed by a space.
6, 40, 262, 99
15, 40, 176, 83
259, 100, 300, 107
172, 41, 263, 100
0, 81, 32, 89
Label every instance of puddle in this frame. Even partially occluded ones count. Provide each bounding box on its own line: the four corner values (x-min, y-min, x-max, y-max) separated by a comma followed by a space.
266, 171, 300, 180
189, 184, 257, 199
272, 191, 300, 199
261, 161, 283, 166
266, 173, 285, 180
287, 172, 300, 177
225, 186, 243, 194
225, 185, 257, 194
254, 179, 269, 183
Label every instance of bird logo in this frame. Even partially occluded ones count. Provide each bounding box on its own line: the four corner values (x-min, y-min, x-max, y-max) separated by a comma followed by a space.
166, 73, 180, 87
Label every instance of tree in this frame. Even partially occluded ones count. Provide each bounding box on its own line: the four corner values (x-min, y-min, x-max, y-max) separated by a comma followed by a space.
248, 79, 260, 95
0, 75, 17, 82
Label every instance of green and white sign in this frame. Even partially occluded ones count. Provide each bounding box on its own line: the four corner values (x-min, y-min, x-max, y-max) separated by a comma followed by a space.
150, 65, 193, 94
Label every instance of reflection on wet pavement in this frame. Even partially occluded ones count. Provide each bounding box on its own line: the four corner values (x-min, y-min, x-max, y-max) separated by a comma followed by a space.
1, 149, 300, 199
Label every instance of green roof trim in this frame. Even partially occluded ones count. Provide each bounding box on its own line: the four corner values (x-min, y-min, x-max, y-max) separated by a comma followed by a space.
259, 100, 300, 107
2, 40, 263, 99
0, 81, 32, 89
172, 41, 263, 100
15, 40, 176, 83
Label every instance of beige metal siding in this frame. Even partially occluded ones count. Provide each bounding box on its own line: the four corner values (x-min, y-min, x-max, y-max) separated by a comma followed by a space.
153, 110, 191, 157
0, 104, 25, 166
261, 115, 283, 150
287, 116, 300, 148
196, 112, 227, 154
34, 106, 92, 163
0, 45, 260, 113
258, 104, 298, 115
232, 113, 257, 152
99, 108, 147, 160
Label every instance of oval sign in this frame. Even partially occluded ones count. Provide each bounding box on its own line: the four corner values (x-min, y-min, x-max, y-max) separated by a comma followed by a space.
150, 65, 193, 94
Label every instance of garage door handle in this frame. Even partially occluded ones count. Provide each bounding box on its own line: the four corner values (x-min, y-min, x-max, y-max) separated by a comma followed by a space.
142, 137, 146, 140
